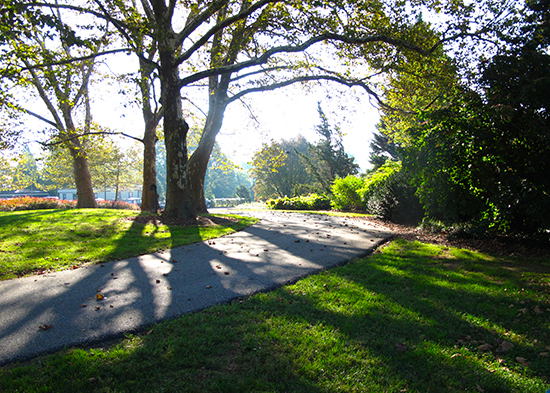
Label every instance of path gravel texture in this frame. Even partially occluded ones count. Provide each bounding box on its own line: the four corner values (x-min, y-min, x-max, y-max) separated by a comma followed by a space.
0, 210, 392, 365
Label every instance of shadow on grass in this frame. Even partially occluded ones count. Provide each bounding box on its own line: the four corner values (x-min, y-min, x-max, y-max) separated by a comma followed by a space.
3, 239, 548, 392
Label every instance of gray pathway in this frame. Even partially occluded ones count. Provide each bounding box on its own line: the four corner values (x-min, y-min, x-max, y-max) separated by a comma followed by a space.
0, 211, 392, 365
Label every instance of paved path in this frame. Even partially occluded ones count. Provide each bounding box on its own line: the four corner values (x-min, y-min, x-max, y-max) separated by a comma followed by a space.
0, 211, 392, 365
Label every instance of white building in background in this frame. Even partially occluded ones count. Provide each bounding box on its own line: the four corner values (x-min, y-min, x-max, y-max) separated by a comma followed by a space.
57, 188, 142, 202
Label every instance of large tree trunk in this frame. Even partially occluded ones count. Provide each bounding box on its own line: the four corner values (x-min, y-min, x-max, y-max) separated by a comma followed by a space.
159, 54, 196, 219
151, 0, 197, 220
189, 101, 227, 213
68, 145, 97, 208
140, 119, 159, 212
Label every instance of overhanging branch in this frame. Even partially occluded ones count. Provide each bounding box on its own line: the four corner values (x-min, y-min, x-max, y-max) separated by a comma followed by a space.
226, 74, 392, 110
41, 131, 144, 147
18, 48, 133, 71
178, 32, 433, 89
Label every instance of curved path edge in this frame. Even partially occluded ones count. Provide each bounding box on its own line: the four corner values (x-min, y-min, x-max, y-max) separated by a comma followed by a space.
0, 211, 393, 365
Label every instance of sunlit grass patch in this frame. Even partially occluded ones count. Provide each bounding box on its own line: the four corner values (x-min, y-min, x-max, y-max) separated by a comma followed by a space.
0, 209, 258, 279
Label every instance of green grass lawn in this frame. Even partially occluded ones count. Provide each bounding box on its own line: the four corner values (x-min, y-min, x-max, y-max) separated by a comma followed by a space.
0, 209, 258, 280
1, 239, 549, 392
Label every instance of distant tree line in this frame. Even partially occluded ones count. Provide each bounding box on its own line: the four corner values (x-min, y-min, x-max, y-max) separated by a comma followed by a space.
249, 103, 359, 200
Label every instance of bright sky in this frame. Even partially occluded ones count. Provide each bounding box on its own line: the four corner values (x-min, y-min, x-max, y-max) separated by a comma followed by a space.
91, 68, 380, 173
19, 51, 380, 174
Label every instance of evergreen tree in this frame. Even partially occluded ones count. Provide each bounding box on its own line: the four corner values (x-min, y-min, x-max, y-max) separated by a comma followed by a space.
300, 103, 359, 193
369, 124, 401, 170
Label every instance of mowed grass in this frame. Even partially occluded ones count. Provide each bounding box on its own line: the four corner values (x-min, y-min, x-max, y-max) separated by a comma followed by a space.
2, 239, 549, 392
0, 209, 258, 280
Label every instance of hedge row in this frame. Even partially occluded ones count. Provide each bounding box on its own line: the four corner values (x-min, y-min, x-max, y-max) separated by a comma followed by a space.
265, 161, 423, 224
265, 194, 331, 211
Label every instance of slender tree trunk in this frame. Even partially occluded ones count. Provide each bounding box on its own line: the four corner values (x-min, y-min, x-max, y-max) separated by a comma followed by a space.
138, 53, 162, 213
189, 101, 227, 213
140, 120, 159, 212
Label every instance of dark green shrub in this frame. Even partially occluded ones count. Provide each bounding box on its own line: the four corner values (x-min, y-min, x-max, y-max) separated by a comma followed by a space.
361, 161, 423, 224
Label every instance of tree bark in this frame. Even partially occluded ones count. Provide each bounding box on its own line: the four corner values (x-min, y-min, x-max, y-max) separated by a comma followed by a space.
137, 54, 162, 213
189, 101, 228, 213
140, 119, 159, 212
61, 102, 96, 208
68, 144, 97, 208
151, 0, 196, 220
158, 52, 196, 219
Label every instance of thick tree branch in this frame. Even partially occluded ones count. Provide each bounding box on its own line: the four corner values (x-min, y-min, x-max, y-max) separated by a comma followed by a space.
20, 107, 58, 128
177, 0, 228, 44
175, 0, 277, 66
178, 32, 434, 89
226, 74, 391, 110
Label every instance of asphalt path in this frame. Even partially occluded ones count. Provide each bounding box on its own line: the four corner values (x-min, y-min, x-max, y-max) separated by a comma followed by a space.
0, 210, 392, 365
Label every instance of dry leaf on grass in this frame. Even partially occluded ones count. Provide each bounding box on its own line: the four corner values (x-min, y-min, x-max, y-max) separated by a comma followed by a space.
516, 357, 530, 367
396, 342, 408, 352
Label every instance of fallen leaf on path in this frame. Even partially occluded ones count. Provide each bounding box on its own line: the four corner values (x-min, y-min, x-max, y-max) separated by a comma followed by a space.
96, 293, 104, 300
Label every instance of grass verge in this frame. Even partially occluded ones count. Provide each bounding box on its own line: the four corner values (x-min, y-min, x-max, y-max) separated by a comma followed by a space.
1, 239, 549, 392
0, 209, 258, 280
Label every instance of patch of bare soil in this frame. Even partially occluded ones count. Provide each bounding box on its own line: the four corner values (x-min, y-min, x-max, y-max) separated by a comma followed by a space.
126, 214, 239, 227
367, 218, 550, 258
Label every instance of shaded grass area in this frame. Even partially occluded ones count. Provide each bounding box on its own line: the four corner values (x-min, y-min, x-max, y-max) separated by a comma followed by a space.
0, 209, 258, 280
2, 239, 549, 392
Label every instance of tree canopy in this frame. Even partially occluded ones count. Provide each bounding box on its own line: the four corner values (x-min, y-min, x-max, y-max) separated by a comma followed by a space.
0, 0, 531, 221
